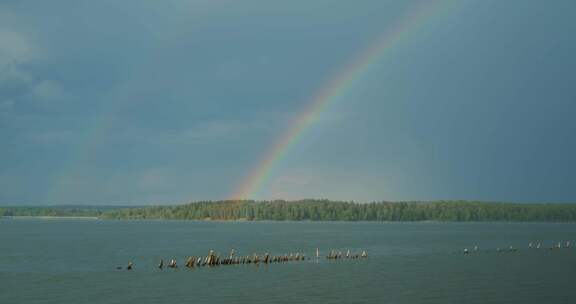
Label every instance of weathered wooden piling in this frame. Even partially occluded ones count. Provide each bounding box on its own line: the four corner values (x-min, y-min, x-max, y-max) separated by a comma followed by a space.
185, 257, 195, 268
168, 259, 177, 268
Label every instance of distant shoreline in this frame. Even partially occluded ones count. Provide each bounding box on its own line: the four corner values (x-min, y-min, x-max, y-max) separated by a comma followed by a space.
2, 217, 575, 224
2, 200, 576, 222
2, 216, 99, 220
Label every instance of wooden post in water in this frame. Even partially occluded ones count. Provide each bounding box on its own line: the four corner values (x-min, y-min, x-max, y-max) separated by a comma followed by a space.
186, 257, 194, 268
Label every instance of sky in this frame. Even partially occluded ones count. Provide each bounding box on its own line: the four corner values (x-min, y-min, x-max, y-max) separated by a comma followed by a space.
1, 0, 575, 205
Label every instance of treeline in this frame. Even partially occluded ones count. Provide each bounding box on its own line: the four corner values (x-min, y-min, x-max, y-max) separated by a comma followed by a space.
101, 200, 576, 222
2, 200, 576, 222
0, 206, 108, 218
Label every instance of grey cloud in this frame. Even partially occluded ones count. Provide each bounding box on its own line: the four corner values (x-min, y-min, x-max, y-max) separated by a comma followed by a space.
0, 30, 70, 115
0, 30, 35, 100
0, 63, 33, 99
0, 30, 35, 65
0, 68, 68, 114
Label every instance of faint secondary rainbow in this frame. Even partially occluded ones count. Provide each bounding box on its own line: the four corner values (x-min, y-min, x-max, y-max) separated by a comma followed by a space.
231, 0, 456, 200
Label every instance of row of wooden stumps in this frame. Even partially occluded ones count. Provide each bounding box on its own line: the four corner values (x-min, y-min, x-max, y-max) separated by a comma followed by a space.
122, 248, 368, 270
462, 241, 572, 255
326, 249, 368, 259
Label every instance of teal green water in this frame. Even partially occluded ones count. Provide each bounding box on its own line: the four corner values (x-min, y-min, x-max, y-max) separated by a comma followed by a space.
1, 220, 575, 303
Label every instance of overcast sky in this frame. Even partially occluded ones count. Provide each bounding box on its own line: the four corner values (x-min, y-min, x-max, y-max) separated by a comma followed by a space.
1, 0, 575, 205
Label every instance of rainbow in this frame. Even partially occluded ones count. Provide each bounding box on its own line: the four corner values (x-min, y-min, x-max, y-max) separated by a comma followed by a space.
230, 0, 457, 200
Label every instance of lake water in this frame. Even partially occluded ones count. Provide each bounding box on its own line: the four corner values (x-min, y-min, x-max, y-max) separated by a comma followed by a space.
1, 220, 575, 303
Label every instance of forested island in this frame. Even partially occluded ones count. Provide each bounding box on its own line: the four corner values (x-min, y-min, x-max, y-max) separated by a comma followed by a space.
2, 200, 576, 222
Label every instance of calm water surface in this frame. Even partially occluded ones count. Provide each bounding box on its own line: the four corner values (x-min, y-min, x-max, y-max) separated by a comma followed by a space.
1, 220, 575, 303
